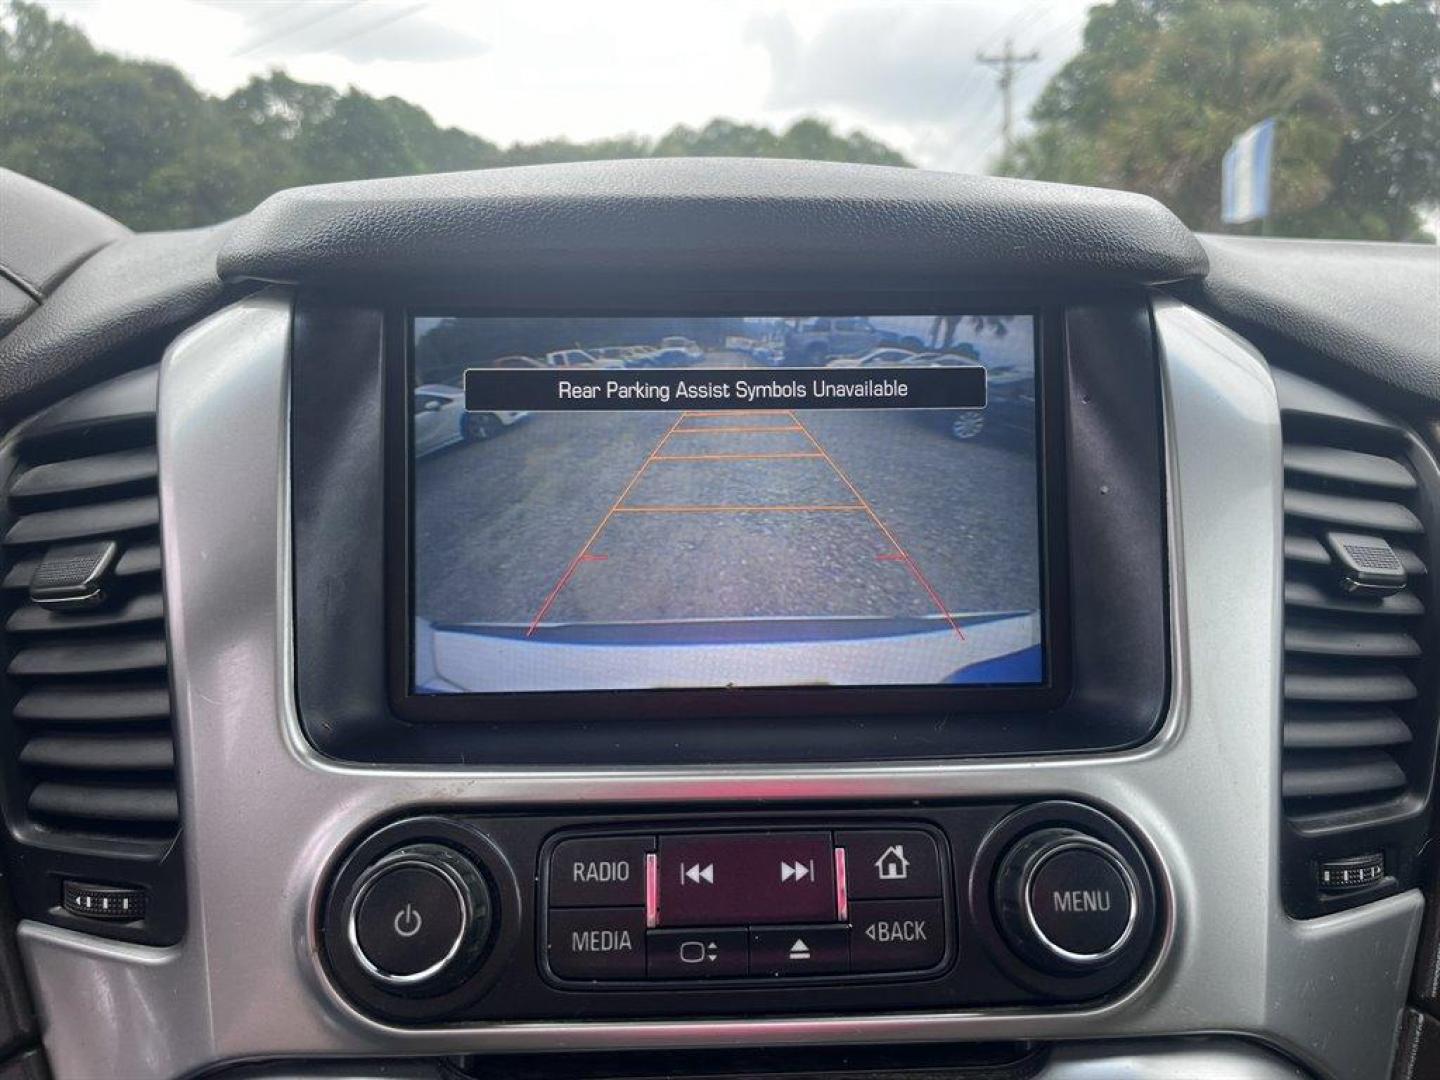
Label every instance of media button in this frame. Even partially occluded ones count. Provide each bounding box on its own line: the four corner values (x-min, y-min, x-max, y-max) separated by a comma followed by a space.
750, 924, 849, 976
647, 928, 749, 978
548, 836, 653, 908
547, 908, 647, 979
849, 899, 946, 972
836, 829, 943, 900
658, 832, 836, 927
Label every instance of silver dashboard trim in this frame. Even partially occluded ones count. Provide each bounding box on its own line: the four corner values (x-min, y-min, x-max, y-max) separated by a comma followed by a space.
16, 291, 1423, 1080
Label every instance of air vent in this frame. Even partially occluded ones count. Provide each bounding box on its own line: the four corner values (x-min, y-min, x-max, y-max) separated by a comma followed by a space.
1275, 369, 1440, 916
1, 367, 177, 843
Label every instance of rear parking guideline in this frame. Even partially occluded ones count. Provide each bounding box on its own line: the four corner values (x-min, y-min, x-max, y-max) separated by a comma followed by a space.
524, 408, 964, 640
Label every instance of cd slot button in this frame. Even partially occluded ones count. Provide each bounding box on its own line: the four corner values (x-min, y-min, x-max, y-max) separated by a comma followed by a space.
750, 924, 849, 976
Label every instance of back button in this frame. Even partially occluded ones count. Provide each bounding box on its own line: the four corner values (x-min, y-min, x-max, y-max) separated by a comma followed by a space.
850, 899, 946, 972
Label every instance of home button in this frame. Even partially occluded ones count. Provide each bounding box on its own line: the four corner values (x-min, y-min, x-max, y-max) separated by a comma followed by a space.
836, 830, 942, 900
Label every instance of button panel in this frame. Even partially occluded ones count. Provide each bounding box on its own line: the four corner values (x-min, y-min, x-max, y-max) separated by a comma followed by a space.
541, 825, 951, 985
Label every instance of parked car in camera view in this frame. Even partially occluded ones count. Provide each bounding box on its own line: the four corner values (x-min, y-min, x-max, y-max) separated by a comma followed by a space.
545, 348, 627, 368
783, 316, 883, 365
826, 346, 917, 368
655, 336, 703, 364
901, 352, 1032, 442
413, 385, 528, 458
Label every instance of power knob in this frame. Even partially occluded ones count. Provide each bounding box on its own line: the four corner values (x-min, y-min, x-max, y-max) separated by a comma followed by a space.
342, 842, 494, 995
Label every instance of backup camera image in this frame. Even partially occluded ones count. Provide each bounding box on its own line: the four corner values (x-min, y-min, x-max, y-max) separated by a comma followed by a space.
411, 314, 1043, 694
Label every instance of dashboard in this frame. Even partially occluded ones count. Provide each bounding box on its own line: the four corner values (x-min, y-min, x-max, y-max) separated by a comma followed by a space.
0, 159, 1437, 1080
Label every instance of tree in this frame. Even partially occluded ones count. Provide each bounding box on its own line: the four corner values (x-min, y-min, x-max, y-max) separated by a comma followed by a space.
0, 0, 260, 228
0, 1, 911, 230
1000, 0, 1440, 240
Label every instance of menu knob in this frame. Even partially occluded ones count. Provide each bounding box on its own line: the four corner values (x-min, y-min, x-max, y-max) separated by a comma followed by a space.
993, 827, 1139, 973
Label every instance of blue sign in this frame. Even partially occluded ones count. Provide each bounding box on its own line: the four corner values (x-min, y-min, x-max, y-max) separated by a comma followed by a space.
1222, 118, 1277, 225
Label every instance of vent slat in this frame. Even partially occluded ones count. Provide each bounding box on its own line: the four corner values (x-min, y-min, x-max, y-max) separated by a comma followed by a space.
1284, 580, 1424, 617
1282, 751, 1408, 800
13, 684, 170, 725
1283, 621, 1422, 660
8, 636, 168, 678
1284, 664, 1417, 704
8, 447, 157, 501
1284, 708, 1412, 750
20, 735, 173, 772
114, 542, 163, 577
1397, 547, 1428, 576
1284, 488, 1423, 534
1284, 533, 1331, 566
6, 591, 163, 633
1283, 445, 1417, 491
28, 782, 178, 825
2, 495, 159, 547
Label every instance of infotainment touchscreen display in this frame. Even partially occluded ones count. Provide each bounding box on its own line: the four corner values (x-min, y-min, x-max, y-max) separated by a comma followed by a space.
408, 314, 1046, 697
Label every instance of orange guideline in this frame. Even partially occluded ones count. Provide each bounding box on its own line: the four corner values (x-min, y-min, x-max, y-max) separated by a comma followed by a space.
525, 407, 964, 639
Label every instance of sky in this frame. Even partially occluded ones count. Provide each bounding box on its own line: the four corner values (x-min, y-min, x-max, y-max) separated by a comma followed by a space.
42, 0, 1096, 174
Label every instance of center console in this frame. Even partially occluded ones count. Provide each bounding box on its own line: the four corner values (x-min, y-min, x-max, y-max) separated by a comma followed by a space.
281, 211, 1177, 1036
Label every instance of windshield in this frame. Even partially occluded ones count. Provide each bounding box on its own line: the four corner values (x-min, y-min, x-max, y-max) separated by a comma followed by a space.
1, 0, 1435, 241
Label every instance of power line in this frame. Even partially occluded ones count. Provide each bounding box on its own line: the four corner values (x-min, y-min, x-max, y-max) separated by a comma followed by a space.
977, 38, 1040, 159
302, 2, 427, 56
232, 1, 368, 59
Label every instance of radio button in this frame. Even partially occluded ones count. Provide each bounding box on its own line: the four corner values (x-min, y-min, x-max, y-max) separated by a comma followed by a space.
836, 830, 942, 900
750, 924, 849, 976
658, 832, 835, 927
647, 928, 749, 978
549, 836, 652, 908
849, 899, 946, 972
547, 908, 647, 979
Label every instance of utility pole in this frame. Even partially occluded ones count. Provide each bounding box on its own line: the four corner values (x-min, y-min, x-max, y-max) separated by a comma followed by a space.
978, 38, 1040, 158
